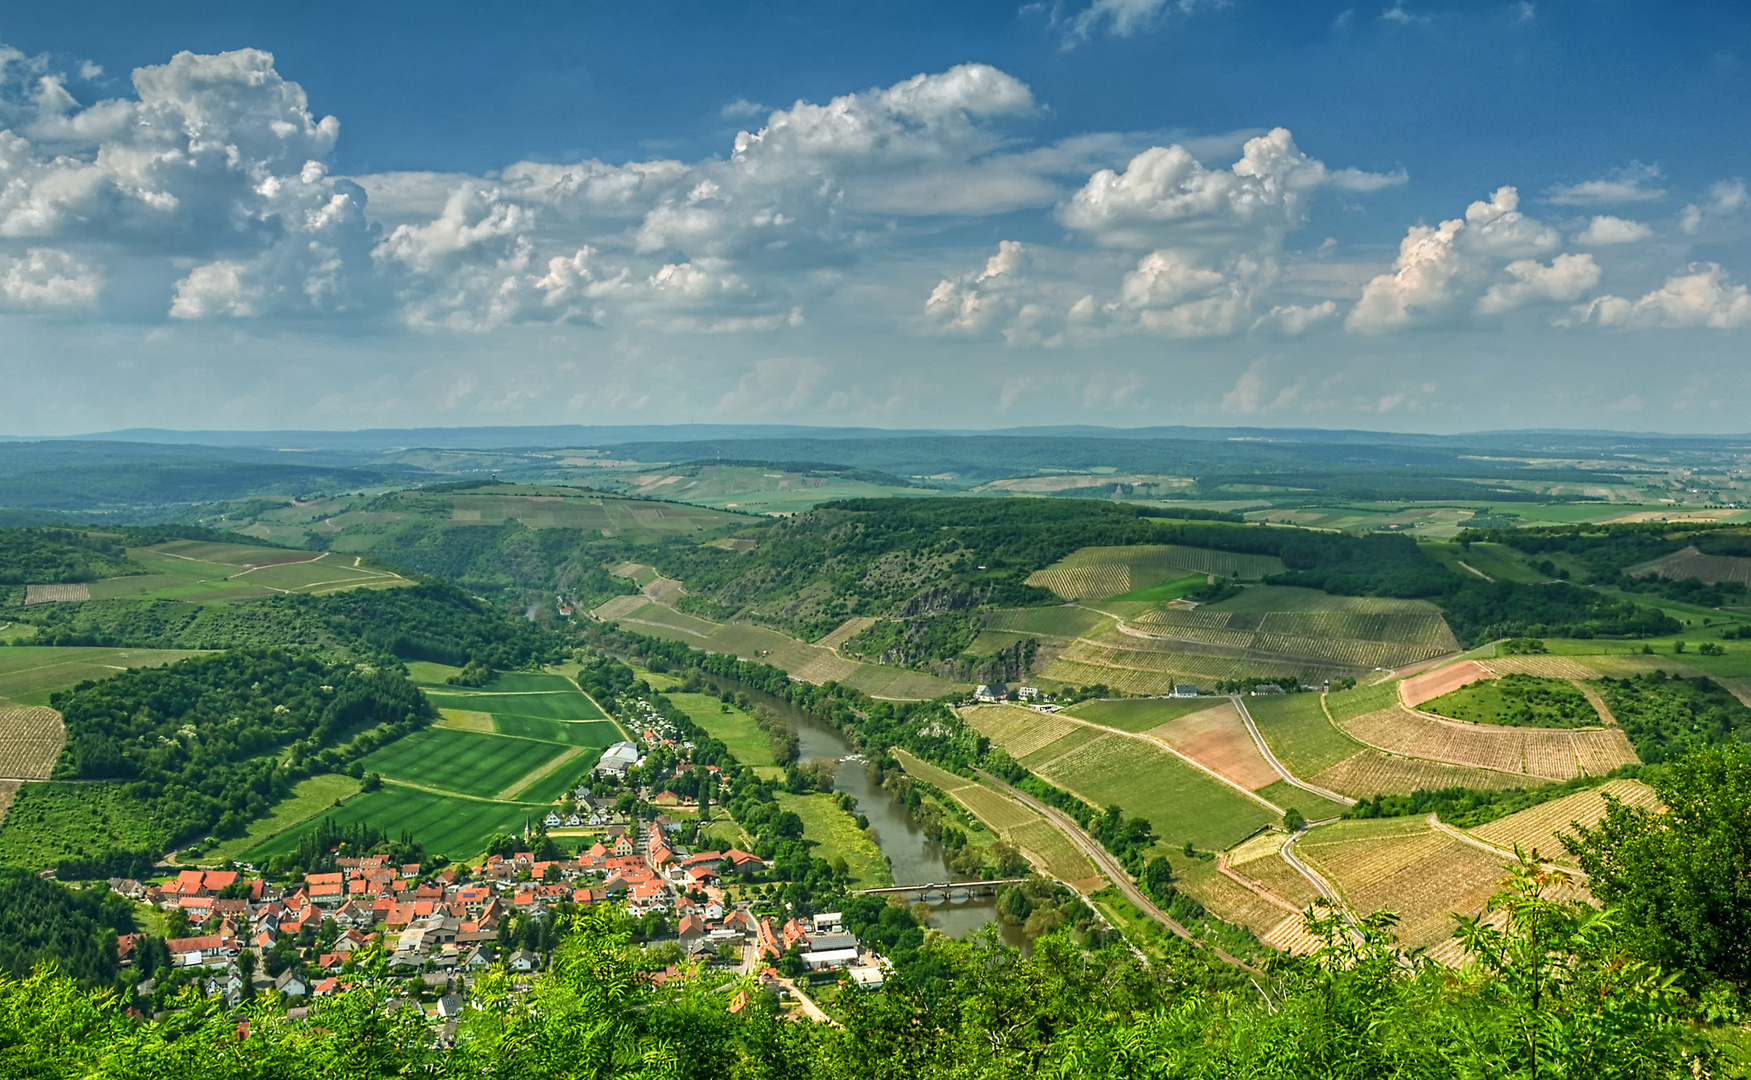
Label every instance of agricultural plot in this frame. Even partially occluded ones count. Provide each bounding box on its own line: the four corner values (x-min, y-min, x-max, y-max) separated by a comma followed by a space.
1254, 781, 1351, 822
515, 750, 604, 805
1007, 819, 1099, 884
88, 545, 406, 603
1228, 845, 1322, 912
361, 729, 571, 800
1324, 681, 1402, 722
1019, 727, 1105, 769
423, 691, 604, 721
961, 705, 1080, 758
815, 616, 878, 650
1045, 634, 1330, 693
1247, 694, 1361, 778
1341, 705, 1638, 781
0, 647, 207, 707
1484, 656, 1608, 679
149, 540, 316, 567
207, 774, 363, 862
1298, 819, 1512, 951
244, 784, 540, 861
23, 584, 89, 604
491, 716, 621, 747
1033, 733, 1277, 850
1468, 778, 1660, 864
592, 594, 648, 620
1312, 749, 1530, 797
1149, 702, 1281, 791
1060, 696, 1223, 732
1627, 546, 1751, 586
1400, 661, 1495, 708
0, 707, 65, 779
1178, 859, 1296, 938
1128, 604, 1459, 670
987, 605, 1106, 640
1026, 544, 1285, 600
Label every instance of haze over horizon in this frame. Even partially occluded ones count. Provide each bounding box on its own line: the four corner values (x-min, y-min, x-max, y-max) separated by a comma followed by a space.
2, 1, 1749, 436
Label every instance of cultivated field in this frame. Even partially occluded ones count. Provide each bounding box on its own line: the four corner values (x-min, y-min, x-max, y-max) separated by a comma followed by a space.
1400, 661, 1495, 707
1298, 818, 1513, 951
1311, 749, 1530, 797
1060, 696, 1224, 732
23, 584, 89, 605
1468, 778, 1661, 863
1019, 727, 1105, 769
0, 647, 208, 707
361, 729, 572, 801
1041, 635, 1330, 695
961, 705, 1080, 759
1484, 656, 1611, 679
1026, 544, 1286, 600
1178, 858, 1298, 938
1246, 694, 1363, 778
983, 606, 1113, 639
244, 783, 540, 862
1339, 705, 1638, 781
1007, 819, 1100, 884
815, 616, 879, 650
1627, 546, 1751, 586
1030, 733, 1277, 851
1126, 600, 1460, 672
208, 773, 363, 862
491, 715, 621, 747
0, 707, 65, 779
1148, 702, 1281, 791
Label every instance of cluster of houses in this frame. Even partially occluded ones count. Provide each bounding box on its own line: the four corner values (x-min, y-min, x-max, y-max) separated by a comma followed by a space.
109, 812, 885, 1020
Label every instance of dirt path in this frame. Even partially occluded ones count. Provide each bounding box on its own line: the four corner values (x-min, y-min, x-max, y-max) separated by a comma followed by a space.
1214, 853, 1302, 914
1230, 696, 1356, 808
973, 768, 1262, 975
1569, 680, 1620, 727
1456, 561, 1493, 582
496, 745, 586, 802
1425, 814, 1579, 877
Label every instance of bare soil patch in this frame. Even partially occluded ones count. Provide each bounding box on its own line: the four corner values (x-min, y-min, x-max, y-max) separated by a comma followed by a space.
1400, 661, 1495, 708
1148, 702, 1281, 791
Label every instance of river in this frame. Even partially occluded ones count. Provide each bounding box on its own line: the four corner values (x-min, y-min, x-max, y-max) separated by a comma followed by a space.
728, 682, 1027, 948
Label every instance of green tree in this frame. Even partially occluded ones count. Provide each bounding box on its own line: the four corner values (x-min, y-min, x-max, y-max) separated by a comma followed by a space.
1566, 742, 1751, 990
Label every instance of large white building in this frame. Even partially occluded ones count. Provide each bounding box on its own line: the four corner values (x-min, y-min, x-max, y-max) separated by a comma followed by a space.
595, 741, 641, 777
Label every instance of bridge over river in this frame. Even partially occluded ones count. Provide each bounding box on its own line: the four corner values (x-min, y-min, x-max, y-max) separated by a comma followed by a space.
851, 879, 1027, 901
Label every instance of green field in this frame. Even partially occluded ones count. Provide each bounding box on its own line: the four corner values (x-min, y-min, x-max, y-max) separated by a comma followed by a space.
1323, 680, 1401, 722
514, 750, 602, 805
775, 792, 891, 886
362, 729, 571, 800
0, 647, 208, 706
984, 606, 1113, 639
491, 715, 622, 746
1254, 780, 1350, 822
206, 773, 363, 863
83, 545, 407, 604
243, 783, 541, 861
423, 690, 605, 721
1032, 733, 1277, 851
1060, 696, 1226, 732
665, 692, 778, 767
1108, 573, 1209, 603
1422, 674, 1602, 728
1244, 694, 1363, 778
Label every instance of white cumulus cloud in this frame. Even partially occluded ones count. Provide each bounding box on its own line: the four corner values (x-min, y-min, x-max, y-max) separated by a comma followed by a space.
1574, 215, 1653, 245
1546, 162, 1665, 206
1583, 264, 1751, 329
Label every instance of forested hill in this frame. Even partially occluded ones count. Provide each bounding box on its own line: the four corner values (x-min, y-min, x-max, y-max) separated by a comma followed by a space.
645, 498, 1679, 644
0, 529, 141, 585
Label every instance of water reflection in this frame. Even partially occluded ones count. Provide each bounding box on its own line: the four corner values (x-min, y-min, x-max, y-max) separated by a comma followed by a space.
729, 682, 1026, 949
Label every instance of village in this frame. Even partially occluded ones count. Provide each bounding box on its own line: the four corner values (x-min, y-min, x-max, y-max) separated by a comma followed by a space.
107, 714, 894, 1033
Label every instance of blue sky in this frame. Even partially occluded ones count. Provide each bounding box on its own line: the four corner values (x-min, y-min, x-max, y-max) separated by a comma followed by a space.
2, 1, 1750, 435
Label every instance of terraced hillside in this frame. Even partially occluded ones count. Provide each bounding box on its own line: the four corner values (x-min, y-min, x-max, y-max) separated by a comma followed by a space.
1027, 544, 1285, 600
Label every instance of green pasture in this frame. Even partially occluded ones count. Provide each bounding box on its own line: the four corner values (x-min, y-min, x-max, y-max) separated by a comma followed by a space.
0, 646, 207, 706
1422, 675, 1602, 728
1244, 693, 1363, 778
1033, 734, 1276, 851
1060, 696, 1225, 732
206, 773, 362, 863
664, 692, 778, 767
362, 728, 570, 800
243, 783, 541, 862
775, 792, 891, 886
491, 715, 621, 747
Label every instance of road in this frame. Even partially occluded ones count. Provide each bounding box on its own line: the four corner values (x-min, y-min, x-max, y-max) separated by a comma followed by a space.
972, 768, 1261, 975
1230, 695, 1356, 808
